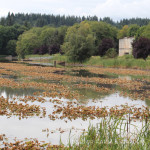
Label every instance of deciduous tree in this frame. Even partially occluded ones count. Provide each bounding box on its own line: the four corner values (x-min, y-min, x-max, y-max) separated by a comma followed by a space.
117, 25, 129, 39
132, 37, 150, 60
62, 21, 95, 63
98, 38, 115, 57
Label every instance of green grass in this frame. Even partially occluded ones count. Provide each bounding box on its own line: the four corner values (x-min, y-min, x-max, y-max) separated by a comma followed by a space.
25, 54, 50, 59
25, 54, 150, 69
0, 55, 9, 61
70, 117, 150, 150
51, 54, 69, 62
84, 55, 150, 69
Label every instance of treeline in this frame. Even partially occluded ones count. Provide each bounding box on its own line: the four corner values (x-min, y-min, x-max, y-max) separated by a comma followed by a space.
1, 13, 150, 61
0, 24, 29, 55
1, 12, 150, 28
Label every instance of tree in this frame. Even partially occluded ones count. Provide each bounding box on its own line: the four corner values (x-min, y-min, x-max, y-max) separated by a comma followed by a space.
89, 21, 118, 55
0, 24, 28, 55
62, 21, 95, 63
140, 24, 150, 39
38, 45, 48, 55
6, 40, 17, 56
16, 28, 42, 59
135, 26, 146, 39
6, 12, 15, 26
117, 25, 129, 39
128, 24, 140, 37
40, 27, 56, 47
105, 48, 117, 58
98, 38, 115, 57
49, 44, 60, 55
132, 37, 150, 59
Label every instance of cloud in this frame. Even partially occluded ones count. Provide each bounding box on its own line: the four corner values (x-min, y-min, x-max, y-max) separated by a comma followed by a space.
1, 0, 150, 20
0, 8, 15, 17
92, 0, 150, 20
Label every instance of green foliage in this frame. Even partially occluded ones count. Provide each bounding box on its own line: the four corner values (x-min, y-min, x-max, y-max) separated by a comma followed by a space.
6, 40, 17, 56
16, 28, 42, 59
0, 24, 28, 55
16, 26, 67, 58
105, 48, 117, 58
128, 24, 140, 37
71, 118, 150, 150
135, 26, 146, 39
89, 21, 118, 54
83, 56, 150, 69
62, 21, 95, 63
141, 24, 150, 39
40, 27, 56, 46
117, 25, 129, 39
1, 13, 150, 28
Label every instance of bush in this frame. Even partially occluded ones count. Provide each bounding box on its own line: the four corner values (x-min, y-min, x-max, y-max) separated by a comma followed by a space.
132, 37, 150, 59
99, 38, 115, 57
105, 48, 117, 58
6, 40, 17, 56
48, 44, 60, 55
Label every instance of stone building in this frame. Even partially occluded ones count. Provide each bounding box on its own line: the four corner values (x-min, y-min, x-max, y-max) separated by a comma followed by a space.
119, 37, 134, 56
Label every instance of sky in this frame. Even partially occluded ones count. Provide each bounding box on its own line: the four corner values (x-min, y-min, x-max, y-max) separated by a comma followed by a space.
0, 0, 150, 21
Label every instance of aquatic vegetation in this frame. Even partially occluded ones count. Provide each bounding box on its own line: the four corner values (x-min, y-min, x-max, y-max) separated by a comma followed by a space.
0, 96, 43, 119
50, 101, 150, 121
71, 118, 150, 150
0, 62, 149, 148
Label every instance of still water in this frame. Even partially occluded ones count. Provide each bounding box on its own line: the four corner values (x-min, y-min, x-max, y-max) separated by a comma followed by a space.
0, 86, 148, 145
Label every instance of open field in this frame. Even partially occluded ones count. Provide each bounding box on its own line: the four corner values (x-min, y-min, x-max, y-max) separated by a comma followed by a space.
0, 61, 149, 149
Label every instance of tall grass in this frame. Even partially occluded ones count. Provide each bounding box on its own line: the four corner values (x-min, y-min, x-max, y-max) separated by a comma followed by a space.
25, 54, 150, 69
70, 117, 150, 150
84, 55, 150, 69
51, 54, 69, 62
25, 54, 50, 58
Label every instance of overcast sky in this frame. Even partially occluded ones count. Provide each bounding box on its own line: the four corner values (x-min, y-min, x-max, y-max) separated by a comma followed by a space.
0, 0, 149, 21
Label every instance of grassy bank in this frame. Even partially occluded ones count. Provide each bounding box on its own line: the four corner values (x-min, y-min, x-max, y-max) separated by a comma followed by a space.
51, 54, 150, 69
26, 54, 150, 69
84, 55, 150, 69
0, 55, 9, 61
25, 54, 50, 59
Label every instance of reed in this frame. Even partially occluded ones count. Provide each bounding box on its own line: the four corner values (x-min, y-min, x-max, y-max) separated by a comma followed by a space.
70, 117, 150, 150
84, 56, 150, 69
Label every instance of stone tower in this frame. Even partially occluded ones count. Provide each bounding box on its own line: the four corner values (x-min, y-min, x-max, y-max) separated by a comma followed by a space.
119, 37, 134, 56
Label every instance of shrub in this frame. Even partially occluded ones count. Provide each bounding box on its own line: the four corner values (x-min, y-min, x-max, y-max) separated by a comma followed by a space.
38, 45, 48, 55
48, 44, 60, 55
99, 38, 115, 57
33, 48, 39, 54
132, 37, 150, 60
105, 48, 117, 58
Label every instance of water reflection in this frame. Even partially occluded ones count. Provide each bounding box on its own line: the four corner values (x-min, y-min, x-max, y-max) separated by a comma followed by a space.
26, 62, 53, 66
0, 64, 149, 145
0, 87, 43, 98
67, 69, 117, 78
145, 99, 150, 106
73, 87, 112, 102
0, 92, 148, 145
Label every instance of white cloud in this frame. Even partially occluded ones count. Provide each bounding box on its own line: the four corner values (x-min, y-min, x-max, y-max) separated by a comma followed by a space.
0, 0, 150, 20
92, 0, 150, 20
0, 8, 15, 17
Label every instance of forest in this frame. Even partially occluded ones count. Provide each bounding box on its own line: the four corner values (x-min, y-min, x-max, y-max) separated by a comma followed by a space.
1, 12, 150, 28
0, 12, 150, 61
